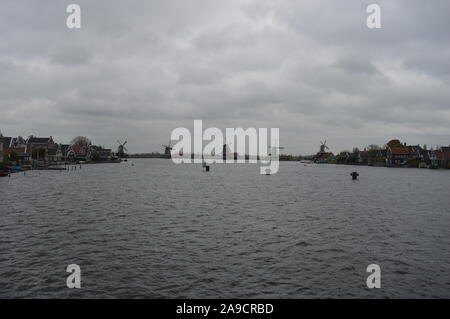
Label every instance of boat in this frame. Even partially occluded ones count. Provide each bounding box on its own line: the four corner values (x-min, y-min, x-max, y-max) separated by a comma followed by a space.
47, 167, 66, 171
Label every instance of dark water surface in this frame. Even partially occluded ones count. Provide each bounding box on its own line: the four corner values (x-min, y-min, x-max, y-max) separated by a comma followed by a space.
1, 159, 449, 298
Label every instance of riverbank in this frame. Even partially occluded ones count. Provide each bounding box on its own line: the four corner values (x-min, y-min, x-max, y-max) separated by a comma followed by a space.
0, 160, 123, 177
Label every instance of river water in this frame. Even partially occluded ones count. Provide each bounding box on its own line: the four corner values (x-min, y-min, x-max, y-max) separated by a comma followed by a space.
0, 159, 449, 298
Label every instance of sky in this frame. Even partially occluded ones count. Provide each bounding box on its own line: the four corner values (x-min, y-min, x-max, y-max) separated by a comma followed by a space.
1, 0, 449, 154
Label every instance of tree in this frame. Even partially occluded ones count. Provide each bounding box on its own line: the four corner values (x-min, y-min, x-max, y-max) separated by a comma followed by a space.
352, 147, 360, 154
32, 148, 38, 160
386, 139, 403, 148
32, 148, 46, 160
70, 136, 92, 148
9, 150, 18, 162
39, 148, 46, 159
368, 145, 380, 159
90, 152, 101, 162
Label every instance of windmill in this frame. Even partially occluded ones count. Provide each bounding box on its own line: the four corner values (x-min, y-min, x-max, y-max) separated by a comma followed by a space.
117, 140, 128, 158
222, 141, 233, 161
319, 140, 329, 154
268, 138, 284, 156
162, 139, 173, 158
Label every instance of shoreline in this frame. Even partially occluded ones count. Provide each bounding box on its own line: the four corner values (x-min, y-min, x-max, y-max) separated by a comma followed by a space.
2, 158, 449, 178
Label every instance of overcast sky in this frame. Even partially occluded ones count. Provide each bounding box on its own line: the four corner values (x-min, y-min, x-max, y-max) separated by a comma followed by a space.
1, 0, 449, 154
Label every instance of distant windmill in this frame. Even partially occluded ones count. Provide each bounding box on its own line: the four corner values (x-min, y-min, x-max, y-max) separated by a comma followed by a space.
268, 139, 284, 156
222, 141, 233, 160
117, 140, 128, 158
319, 140, 329, 154
162, 139, 173, 158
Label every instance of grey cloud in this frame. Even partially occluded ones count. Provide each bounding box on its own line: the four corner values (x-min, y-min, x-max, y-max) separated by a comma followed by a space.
50, 46, 93, 66
334, 57, 378, 75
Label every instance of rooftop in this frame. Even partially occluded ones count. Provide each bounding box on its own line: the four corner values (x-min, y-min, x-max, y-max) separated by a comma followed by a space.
390, 147, 411, 155
27, 136, 54, 144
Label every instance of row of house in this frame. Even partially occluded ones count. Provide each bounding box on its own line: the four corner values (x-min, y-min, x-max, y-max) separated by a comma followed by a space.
0, 133, 115, 165
313, 139, 450, 168
383, 141, 450, 168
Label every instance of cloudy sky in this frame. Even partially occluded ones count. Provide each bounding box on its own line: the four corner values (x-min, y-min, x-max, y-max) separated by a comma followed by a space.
1, 0, 449, 154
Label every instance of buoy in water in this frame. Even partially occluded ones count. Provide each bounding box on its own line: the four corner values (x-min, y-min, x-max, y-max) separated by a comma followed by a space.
350, 171, 359, 180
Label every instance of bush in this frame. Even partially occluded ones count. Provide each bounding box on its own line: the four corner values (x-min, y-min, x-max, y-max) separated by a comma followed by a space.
9, 150, 18, 162
90, 152, 101, 162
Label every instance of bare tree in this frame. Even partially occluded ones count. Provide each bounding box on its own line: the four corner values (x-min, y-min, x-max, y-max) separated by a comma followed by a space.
70, 136, 92, 148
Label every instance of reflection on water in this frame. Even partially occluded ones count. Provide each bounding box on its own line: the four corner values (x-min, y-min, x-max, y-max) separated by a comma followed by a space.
0, 159, 449, 298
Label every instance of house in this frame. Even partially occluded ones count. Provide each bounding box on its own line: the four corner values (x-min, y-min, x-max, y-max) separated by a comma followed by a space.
387, 146, 412, 166
66, 145, 88, 161
1, 136, 15, 162
347, 152, 359, 165
56, 144, 71, 162
3, 147, 31, 163
365, 148, 388, 166
26, 136, 57, 161
0, 136, 12, 162
408, 145, 431, 167
47, 147, 58, 163
11, 136, 27, 148
335, 152, 349, 164
430, 146, 450, 168
16, 149, 31, 162
378, 149, 388, 159
358, 149, 370, 165
12, 137, 32, 163
315, 152, 335, 164
0, 135, 31, 163
385, 140, 416, 166
88, 145, 113, 161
